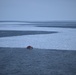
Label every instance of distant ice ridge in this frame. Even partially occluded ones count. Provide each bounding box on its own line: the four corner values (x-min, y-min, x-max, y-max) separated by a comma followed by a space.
0, 22, 31, 24
0, 25, 76, 50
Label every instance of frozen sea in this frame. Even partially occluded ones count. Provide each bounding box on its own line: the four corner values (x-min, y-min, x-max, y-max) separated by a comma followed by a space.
0, 21, 76, 75
0, 21, 76, 50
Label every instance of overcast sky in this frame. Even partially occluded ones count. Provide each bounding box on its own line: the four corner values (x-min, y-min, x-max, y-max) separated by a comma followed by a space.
0, 0, 76, 21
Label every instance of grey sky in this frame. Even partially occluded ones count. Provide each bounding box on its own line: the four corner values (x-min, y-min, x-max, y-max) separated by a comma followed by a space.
0, 0, 76, 21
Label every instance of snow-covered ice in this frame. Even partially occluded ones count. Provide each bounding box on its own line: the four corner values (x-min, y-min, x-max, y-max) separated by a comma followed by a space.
0, 25, 76, 50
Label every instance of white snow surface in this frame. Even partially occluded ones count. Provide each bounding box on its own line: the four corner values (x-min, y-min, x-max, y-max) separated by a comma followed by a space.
0, 25, 76, 50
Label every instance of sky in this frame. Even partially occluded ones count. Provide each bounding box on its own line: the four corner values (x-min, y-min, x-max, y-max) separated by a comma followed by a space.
0, 0, 76, 21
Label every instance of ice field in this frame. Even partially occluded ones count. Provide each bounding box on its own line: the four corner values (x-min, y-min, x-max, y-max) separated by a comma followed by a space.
0, 24, 76, 50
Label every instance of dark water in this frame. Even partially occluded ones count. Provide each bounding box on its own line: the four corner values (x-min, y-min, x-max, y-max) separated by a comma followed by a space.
20, 21, 76, 28
0, 30, 58, 37
0, 47, 76, 75
34, 22, 76, 28
0, 21, 76, 28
